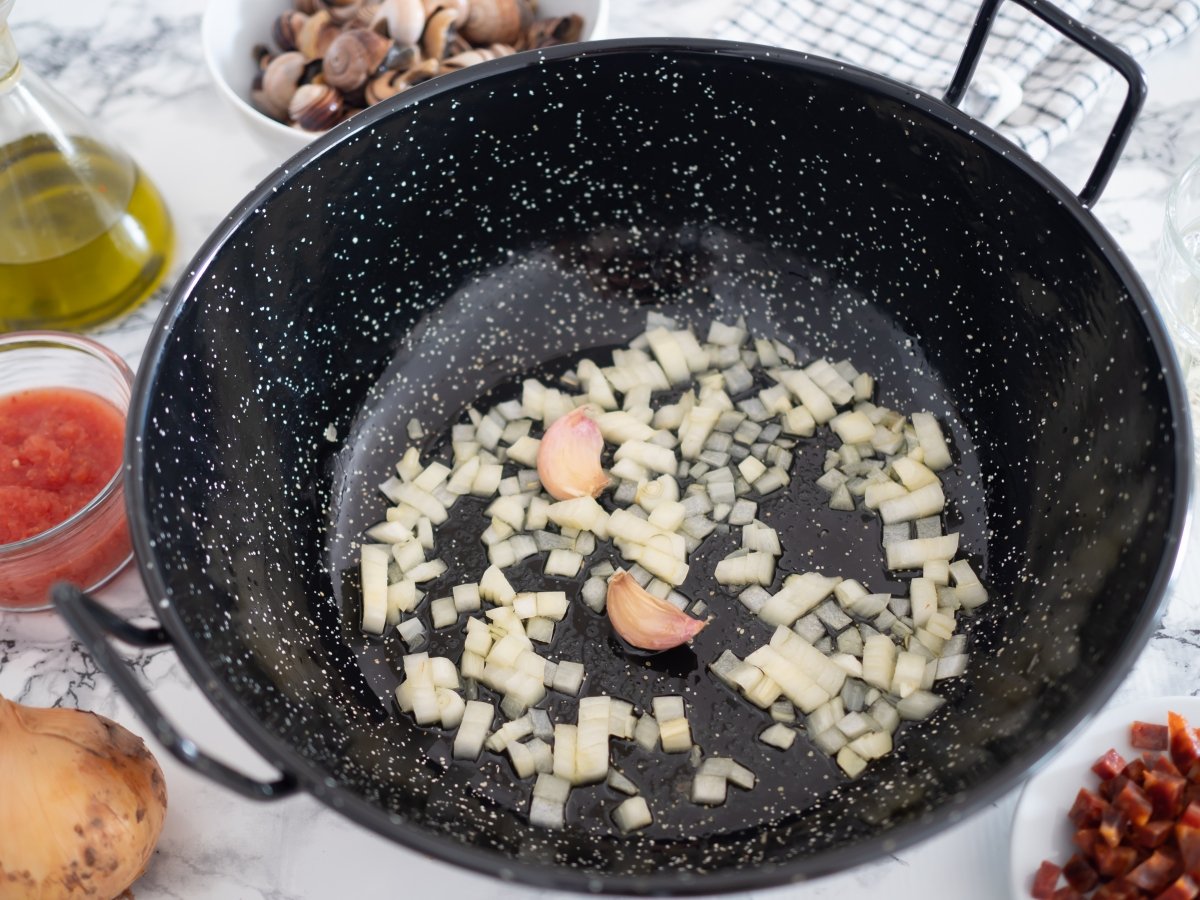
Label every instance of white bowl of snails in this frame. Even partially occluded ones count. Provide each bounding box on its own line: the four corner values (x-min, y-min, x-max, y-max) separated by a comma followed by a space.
201, 0, 608, 154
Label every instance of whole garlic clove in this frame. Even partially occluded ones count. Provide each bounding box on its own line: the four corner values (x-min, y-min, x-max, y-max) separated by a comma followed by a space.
537, 406, 609, 501
606, 570, 708, 652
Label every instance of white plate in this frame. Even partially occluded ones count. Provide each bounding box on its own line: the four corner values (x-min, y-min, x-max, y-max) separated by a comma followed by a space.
1009, 694, 1200, 899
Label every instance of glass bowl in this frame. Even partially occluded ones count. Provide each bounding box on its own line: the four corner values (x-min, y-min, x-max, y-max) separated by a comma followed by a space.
0, 332, 133, 611
1157, 154, 1200, 466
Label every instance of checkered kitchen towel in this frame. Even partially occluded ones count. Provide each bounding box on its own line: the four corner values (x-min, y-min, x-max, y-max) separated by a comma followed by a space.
718, 0, 1200, 159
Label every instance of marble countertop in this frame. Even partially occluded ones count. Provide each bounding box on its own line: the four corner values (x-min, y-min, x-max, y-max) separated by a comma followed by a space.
4, 1, 1200, 898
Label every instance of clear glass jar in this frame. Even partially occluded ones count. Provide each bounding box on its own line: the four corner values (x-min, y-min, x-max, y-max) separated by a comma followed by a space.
0, 332, 133, 611
1157, 155, 1200, 465
0, 0, 173, 332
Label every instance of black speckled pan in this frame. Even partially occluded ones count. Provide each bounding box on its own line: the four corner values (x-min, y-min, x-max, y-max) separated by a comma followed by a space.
56, 2, 1191, 894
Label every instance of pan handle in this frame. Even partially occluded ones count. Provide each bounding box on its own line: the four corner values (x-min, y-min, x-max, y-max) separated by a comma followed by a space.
944, 0, 1146, 208
52, 583, 300, 802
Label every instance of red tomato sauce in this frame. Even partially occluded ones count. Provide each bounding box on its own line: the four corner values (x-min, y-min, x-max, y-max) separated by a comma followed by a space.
0, 388, 124, 544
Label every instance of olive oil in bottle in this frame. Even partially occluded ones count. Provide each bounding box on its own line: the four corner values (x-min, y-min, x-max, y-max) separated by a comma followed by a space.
0, 135, 173, 331
0, 0, 173, 331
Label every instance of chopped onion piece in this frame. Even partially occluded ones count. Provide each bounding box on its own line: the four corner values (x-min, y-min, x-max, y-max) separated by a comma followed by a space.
770, 368, 836, 423
707, 320, 747, 346
659, 717, 692, 753
691, 773, 728, 806
633, 713, 660, 751
861, 634, 897, 692
885, 533, 960, 570
760, 723, 797, 750
829, 484, 854, 511
923, 559, 951, 585
879, 482, 945, 524
895, 689, 944, 720
360, 545, 390, 634
891, 650, 926, 698
547, 496, 609, 536
949, 559, 989, 609
530, 795, 566, 829
805, 358, 856, 406
581, 577, 607, 613
452, 700, 494, 760
760, 572, 840, 626
645, 328, 691, 385
430, 596, 457, 629
891, 456, 939, 490
396, 617, 426, 650
836, 746, 868, 777
545, 549, 583, 577
830, 410, 875, 444
552, 660, 585, 696
365, 519, 413, 544
479, 565, 516, 605
607, 768, 639, 795
911, 412, 952, 470
935, 654, 968, 680
613, 796, 653, 833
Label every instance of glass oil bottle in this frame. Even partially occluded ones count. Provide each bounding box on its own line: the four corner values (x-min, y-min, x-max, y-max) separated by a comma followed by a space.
0, 0, 173, 331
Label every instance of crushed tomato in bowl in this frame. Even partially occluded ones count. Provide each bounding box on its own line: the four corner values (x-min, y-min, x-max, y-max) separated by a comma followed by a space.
0, 388, 125, 544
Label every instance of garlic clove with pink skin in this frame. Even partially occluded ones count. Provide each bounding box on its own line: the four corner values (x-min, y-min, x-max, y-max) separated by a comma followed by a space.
537, 406, 610, 501
606, 569, 708, 652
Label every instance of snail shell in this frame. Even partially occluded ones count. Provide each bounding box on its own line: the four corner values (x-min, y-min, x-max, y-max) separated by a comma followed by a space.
294, 0, 319, 12
366, 56, 441, 103
288, 82, 345, 131
296, 9, 340, 59
319, 0, 367, 24
365, 70, 407, 105
442, 42, 513, 69
421, 7, 459, 60
371, 0, 426, 46
422, 0, 470, 18
525, 14, 583, 49
382, 42, 421, 71
251, 43, 272, 69
399, 57, 441, 86
258, 50, 308, 120
272, 11, 309, 52
349, 2, 381, 28
441, 49, 486, 70
323, 28, 393, 92
460, 0, 531, 47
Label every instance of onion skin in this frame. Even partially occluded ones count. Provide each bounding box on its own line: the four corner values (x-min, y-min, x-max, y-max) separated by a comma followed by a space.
606, 569, 708, 651
537, 406, 610, 501
0, 695, 167, 899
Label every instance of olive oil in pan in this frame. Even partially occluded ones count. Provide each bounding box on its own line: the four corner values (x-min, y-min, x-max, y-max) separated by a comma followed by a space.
0, 135, 172, 331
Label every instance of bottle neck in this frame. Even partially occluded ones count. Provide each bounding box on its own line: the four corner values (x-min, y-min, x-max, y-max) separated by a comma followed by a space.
0, 21, 20, 92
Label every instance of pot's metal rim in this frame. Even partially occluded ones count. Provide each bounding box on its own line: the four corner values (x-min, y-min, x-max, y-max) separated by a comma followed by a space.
127, 38, 1194, 895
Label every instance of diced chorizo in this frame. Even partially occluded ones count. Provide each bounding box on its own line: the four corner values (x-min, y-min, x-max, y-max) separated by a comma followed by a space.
1145, 771, 1188, 821
1170, 713, 1200, 770
1070, 788, 1111, 829
1132, 820, 1175, 850
1093, 748, 1130, 780
1155, 874, 1200, 900
1093, 843, 1139, 879
1133, 722, 1170, 751
1063, 853, 1100, 892
1115, 781, 1155, 828
1031, 860, 1062, 899
1127, 848, 1184, 894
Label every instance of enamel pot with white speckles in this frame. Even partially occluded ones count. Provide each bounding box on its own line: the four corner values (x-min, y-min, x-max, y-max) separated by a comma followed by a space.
53, 0, 1192, 892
